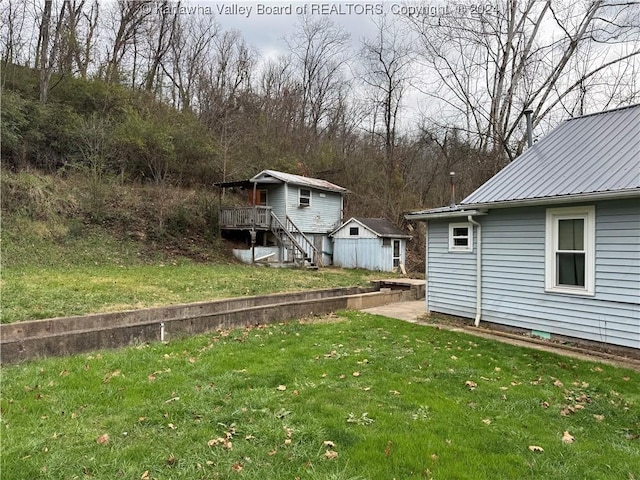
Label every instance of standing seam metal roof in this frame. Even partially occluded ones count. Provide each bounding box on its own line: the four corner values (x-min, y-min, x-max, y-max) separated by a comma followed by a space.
461, 104, 640, 205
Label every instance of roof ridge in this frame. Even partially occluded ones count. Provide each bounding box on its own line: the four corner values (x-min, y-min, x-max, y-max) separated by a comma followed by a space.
565, 103, 640, 122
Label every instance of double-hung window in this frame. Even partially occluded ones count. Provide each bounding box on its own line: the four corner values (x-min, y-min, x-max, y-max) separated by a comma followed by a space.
299, 188, 311, 207
448, 223, 473, 252
545, 206, 595, 295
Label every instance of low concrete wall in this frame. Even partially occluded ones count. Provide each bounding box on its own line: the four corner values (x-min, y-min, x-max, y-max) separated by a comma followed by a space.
1, 284, 421, 364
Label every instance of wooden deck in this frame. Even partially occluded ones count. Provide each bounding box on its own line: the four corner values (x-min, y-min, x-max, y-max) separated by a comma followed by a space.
219, 206, 272, 230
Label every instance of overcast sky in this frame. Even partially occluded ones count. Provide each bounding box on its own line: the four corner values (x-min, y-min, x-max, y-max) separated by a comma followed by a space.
194, 1, 409, 60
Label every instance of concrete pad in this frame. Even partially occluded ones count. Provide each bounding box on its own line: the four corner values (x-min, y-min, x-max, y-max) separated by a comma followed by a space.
362, 300, 426, 322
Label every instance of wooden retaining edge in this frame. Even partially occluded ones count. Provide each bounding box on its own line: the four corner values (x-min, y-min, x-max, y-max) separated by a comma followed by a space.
1, 286, 419, 364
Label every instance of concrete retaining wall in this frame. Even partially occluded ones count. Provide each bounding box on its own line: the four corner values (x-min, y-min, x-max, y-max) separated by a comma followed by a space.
1, 283, 422, 364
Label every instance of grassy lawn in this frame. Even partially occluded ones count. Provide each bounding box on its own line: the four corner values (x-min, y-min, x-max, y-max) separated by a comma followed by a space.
1, 212, 391, 323
2, 312, 638, 479
1, 264, 385, 323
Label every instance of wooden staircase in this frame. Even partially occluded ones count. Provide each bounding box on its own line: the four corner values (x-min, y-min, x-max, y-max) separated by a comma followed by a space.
270, 212, 322, 268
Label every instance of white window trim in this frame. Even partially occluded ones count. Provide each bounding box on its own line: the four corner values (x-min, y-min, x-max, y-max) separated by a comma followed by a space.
448, 222, 473, 252
299, 188, 311, 207
545, 205, 595, 296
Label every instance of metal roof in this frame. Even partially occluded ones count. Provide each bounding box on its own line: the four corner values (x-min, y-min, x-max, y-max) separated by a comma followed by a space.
355, 218, 411, 238
250, 170, 348, 193
332, 217, 411, 238
461, 103, 640, 206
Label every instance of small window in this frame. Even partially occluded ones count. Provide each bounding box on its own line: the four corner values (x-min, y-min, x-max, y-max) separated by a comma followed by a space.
299, 188, 311, 207
349, 227, 359, 236
545, 206, 595, 295
449, 223, 473, 252
382, 237, 391, 246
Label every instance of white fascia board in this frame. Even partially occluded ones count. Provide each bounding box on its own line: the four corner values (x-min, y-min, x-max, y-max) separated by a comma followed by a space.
405, 209, 488, 221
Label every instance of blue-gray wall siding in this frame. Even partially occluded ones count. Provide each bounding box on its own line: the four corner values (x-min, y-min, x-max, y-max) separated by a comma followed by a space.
427, 222, 477, 318
427, 199, 640, 349
334, 238, 405, 271
286, 188, 343, 233
264, 185, 287, 220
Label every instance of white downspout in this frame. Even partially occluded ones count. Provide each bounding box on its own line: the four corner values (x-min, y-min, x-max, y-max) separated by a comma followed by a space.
468, 215, 482, 327
424, 221, 430, 314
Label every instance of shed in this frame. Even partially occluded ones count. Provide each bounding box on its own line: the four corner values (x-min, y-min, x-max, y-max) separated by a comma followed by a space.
405, 104, 640, 351
331, 218, 411, 272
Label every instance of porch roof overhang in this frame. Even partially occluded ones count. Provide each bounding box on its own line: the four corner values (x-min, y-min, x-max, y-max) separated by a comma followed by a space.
213, 179, 254, 189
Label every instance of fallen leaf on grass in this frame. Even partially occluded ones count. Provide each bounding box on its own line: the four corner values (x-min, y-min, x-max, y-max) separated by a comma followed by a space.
276, 385, 287, 391
207, 437, 232, 450
141, 471, 149, 480
323, 441, 335, 448
553, 379, 564, 388
560, 406, 575, 416
562, 431, 575, 444
352, 371, 360, 377
231, 463, 243, 472
482, 419, 491, 425
102, 370, 121, 383
324, 450, 338, 459
593, 414, 605, 421
528, 445, 544, 452
97, 434, 109, 445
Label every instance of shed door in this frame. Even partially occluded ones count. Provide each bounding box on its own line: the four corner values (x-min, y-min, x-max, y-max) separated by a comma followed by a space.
392, 240, 401, 268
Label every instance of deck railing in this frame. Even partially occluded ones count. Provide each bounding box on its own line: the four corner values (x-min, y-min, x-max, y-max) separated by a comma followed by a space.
219, 206, 272, 229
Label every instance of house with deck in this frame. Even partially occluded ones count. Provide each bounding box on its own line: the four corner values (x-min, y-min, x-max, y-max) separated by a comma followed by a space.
331, 218, 411, 272
216, 170, 348, 267
406, 104, 640, 351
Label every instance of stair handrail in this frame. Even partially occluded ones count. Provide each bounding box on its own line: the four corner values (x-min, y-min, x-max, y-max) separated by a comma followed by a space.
270, 212, 310, 266
285, 215, 323, 268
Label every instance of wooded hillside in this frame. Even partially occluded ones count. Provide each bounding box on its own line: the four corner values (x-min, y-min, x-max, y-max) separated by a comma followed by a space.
2, 1, 638, 229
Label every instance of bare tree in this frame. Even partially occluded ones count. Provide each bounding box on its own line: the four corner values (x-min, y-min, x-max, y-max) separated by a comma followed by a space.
160, 11, 217, 110
51, 0, 99, 79
287, 16, 351, 140
408, 0, 640, 161
360, 17, 415, 214
36, 0, 66, 103
1, 0, 29, 69
143, 0, 178, 92
197, 30, 255, 182
104, 0, 152, 84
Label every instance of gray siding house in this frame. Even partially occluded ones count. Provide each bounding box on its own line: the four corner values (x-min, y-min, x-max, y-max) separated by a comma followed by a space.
331, 218, 411, 272
406, 104, 640, 350
217, 170, 347, 267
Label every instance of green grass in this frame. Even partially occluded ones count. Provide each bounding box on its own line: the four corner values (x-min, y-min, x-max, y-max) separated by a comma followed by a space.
1, 264, 382, 323
2, 312, 639, 479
